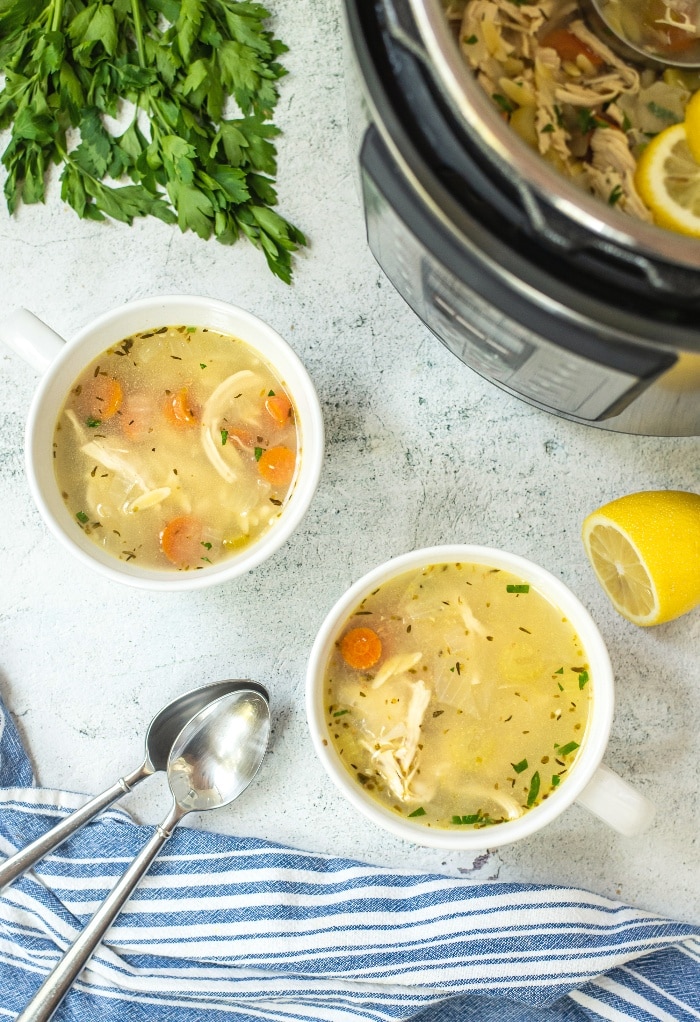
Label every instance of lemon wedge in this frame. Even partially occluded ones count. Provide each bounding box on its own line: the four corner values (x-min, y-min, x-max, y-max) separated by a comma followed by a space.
634, 123, 700, 236
684, 88, 700, 164
581, 490, 700, 626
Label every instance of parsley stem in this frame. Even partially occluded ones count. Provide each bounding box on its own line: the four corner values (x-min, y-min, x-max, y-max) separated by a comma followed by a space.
131, 0, 147, 68
51, 0, 64, 32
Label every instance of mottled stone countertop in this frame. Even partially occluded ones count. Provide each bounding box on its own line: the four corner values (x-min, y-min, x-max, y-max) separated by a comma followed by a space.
0, 0, 697, 926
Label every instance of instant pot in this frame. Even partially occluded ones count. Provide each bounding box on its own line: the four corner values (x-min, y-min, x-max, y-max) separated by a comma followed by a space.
344, 0, 700, 436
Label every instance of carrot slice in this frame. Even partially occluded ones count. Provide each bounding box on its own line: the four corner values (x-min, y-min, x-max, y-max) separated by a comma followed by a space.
265, 393, 292, 426
77, 374, 123, 421
119, 391, 154, 440
340, 627, 383, 670
257, 445, 296, 486
540, 28, 604, 69
164, 387, 198, 427
160, 515, 205, 567
227, 426, 256, 449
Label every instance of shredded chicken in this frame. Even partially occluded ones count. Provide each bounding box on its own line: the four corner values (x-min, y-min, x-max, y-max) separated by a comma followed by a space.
371, 652, 423, 689
80, 439, 151, 491
586, 127, 653, 219
362, 679, 432, 801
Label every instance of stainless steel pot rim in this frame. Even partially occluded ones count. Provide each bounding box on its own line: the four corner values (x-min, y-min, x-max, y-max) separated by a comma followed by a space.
406, 0, 700, 273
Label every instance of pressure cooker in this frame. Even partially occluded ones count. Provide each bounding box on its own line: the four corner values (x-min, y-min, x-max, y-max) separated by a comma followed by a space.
344, 0, 700, 436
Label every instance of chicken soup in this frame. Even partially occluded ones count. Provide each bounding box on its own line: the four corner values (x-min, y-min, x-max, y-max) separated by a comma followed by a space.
53, 326, 299, 570
323, 562, 592, 830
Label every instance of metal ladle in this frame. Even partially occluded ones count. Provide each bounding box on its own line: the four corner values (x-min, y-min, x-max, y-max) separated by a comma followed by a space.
0, 678, 259, 893
17, 684, 271, 1022
586, 0, 700, 68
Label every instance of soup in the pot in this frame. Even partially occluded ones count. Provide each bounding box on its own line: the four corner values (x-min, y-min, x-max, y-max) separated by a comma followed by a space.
445, 0, 700, 232
323, 561, 592, 830
53, 326, 299, 570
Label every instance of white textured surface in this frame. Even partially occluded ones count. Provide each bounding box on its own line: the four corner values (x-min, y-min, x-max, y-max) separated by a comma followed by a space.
0, 0, 698, 925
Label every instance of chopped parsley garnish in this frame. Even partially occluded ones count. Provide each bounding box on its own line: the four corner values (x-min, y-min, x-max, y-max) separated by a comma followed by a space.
554, 667, 564, 675
452, 812, 487, 825
333, 709, 349, 718
186, 327, 197, 333
200, 363, 207, 369
577, 670, 589, 689
551, 774, 561, 787
463, 33, 478, 44
201, 542, 212, 550
541, 123, 555, 133
647, 101, 676, 123
254, 446, 264, 461
268, 389, 275, 396
526, 771, 541, 807
576, 107, 608, 133
86, 418, 101, 428
492, 93, 515, 115
558, 741, 580, 756
512, 759, 528, 774
76, 511, 89, 524
221, 429, 229, 446
608, 185, 623, 207
408, 807, 426, 818
506, 584, 530, 593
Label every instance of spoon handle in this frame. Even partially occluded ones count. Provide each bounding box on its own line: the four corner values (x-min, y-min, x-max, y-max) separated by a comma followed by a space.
0, 765, 146, 894
16, 803, 183, 1022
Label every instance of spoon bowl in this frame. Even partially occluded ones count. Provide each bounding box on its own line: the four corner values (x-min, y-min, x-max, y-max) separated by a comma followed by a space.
168, 688, 271, 813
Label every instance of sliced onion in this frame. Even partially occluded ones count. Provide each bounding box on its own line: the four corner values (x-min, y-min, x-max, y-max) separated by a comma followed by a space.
199, 370, 262, 483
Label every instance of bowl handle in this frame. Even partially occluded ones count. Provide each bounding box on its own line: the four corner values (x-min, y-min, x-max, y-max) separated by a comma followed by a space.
576, 763, 656, 836
0, 309, 66, 375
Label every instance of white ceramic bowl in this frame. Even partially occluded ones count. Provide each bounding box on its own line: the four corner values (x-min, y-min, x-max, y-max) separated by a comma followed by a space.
306, 545, 655, 850
1, 295, 324, 591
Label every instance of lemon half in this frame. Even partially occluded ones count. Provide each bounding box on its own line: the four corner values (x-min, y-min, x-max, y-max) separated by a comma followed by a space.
581, 490, 700, 626
634, 123, 700, 236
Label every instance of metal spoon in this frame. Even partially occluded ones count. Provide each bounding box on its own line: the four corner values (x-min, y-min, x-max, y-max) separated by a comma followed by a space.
17, 684, 271, 1022
586, 0, 700, 68
0, 678, 259, 893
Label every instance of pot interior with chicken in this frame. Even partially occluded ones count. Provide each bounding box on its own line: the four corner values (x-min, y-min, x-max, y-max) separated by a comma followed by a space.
444, 0, 700, 230
53, 326, 299, 570
323, 562, 592, 830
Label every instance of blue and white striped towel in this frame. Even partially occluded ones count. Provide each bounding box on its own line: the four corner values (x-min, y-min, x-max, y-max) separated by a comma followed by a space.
0, 699, 697, 1022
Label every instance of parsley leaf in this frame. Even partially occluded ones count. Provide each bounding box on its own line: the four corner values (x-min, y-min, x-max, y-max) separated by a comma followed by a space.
0, 0, 304, 281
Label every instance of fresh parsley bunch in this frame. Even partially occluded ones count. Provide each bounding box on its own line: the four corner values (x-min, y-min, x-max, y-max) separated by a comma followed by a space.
0, 0, 305, 282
